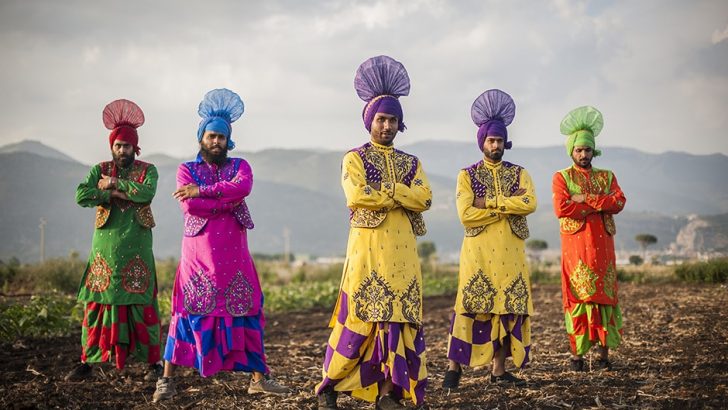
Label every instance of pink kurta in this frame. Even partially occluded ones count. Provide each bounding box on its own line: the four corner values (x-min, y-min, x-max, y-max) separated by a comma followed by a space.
172, 158, 262, 318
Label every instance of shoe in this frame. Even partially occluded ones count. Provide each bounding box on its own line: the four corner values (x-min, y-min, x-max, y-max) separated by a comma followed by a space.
595, 358, 612, 371
376, 394, 405, 410
144, 363, 164, 381
317, 385, 338, 410
490, 371, 526, 386
247, 376, 291, 395
442, 368, 462, 390
64, 363, 92, 381
570, 358, 585, 372
152, 377, 176, 402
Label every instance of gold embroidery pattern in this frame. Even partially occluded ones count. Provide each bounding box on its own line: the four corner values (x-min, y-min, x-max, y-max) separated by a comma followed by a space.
350, 208, 388, 229
400, 278, 422, 325
363, 146, 389, 183
95, 206, 111, 228
498, 164, 522, 196
135, 204, 155, 228
183, 269, 218, 315
507, 215, 530, 240
504, 274, 529, 314
392, 150, 417, 184
568, 167, 610, 195
472, 165, 495, 200
603, 263, 617, 299
121, 255, 150, 294
353, 270, 395, 322
559, 217, 584, 234
570, 260, 599, 300
462, 269, 498, 313
603, 214, 616, 236
464, 226, 486, 237
86, 253, 112, 293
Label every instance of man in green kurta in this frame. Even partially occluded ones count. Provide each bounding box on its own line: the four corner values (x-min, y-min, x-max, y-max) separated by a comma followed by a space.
65, 99, 162, 381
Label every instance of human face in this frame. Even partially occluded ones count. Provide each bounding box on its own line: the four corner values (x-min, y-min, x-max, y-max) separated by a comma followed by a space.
111, 139, 135, 168
572, 145, 594, 168
200, 131, 228, 164
370, 113, 398, 146
482, 136, 504, 163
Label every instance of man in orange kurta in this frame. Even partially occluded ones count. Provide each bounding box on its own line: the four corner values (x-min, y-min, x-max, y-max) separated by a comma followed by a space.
552, 106, 626, 371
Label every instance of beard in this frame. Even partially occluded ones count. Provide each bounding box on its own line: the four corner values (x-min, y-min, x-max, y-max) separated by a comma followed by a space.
573, 157, 592, 168
200, 144, 228, 165
483, 148, 504, 162
112, 151, 135, 168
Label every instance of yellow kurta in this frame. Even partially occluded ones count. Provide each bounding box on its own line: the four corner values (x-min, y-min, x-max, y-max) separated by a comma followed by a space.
337, 142, 433, 325
454, 161, 537, 316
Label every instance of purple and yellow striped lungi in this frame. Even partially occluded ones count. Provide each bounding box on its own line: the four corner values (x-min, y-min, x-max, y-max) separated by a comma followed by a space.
163, 312, 268, 377
316, 291, 427, 405
447, 312, 531, 368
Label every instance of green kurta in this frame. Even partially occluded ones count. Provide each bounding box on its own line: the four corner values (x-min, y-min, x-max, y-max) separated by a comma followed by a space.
75, 160, 157, 305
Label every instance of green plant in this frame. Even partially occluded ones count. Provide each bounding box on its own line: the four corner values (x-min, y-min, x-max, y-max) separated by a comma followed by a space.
0, 293, 82, 342
675, 258, 728, 283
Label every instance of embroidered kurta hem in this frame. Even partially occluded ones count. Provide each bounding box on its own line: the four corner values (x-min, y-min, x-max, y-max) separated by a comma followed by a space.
552, 165, 626, 354
164, 157, 266, 376
75, 160, 160, 367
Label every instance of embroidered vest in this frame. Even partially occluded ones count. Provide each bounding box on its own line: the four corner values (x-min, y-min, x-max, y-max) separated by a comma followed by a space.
183, 158, 254, 237
348, 143, 426, 236
464, 160, 529, 240
95, 160, 155, 229
558, 166, 616, 235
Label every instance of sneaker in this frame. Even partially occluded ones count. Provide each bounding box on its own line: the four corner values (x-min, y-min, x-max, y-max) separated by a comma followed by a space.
570, 358, 585, 372
595, 358, 612, 371
64, 363, 92, 381
442, 369, 462, 390
490, 371, 526, 387
317, 385, 338, 410
152, 377, 176, 402
144, 363, 164, 381
376, 394, 405, 410
247, 376, 291, 395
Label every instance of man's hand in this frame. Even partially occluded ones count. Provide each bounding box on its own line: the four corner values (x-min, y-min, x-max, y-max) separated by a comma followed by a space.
368, 181, 381, 191
571, 193, 586, 203
473, 197, 486, 209
173, 184, 200, 200
110, 190, 128, 200
511, 188, 527, 196
97, 176, 116, 190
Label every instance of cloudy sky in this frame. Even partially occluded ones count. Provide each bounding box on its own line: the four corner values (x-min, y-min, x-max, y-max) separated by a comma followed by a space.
1, 0, 726, 163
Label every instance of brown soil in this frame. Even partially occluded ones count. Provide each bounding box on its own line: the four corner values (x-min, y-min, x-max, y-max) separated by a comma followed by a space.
1, 283, 727, 409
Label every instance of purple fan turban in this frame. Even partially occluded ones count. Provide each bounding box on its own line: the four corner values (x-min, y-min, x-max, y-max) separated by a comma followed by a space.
471, 89, 516, 152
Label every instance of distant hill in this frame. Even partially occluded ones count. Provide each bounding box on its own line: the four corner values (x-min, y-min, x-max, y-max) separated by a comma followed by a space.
1, 140, 727, 262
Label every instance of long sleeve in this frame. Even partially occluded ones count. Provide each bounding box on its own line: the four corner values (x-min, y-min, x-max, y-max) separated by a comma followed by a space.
584, 174, 626, 214
176, 164, 230, 218
456, 170, 502, 228
342, 151, 395, 210
116, 165, 158, 203
393, 162, 432, 212
497, 168, 537, 216
198, 160, 253, 203
75, 165, 111, 207
552, 172, 594, 219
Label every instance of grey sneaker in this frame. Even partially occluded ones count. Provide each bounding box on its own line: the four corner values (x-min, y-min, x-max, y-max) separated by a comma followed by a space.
144, 363, 164, 381
247, 376, 290, 395
152, 377, 176, 402
64, 363, 92, 381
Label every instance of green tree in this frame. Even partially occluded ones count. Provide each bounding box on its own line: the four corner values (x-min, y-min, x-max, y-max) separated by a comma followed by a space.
635, 234, 658, 261
417, 241, 437, 272
526, 239, 548, 263
629, 255, 644, 266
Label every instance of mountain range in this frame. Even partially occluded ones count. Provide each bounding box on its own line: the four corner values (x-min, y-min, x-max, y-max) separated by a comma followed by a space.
1, 140, 727, 262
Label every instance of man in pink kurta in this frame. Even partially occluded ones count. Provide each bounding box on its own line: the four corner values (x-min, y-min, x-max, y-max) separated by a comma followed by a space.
154, 88, 289, 402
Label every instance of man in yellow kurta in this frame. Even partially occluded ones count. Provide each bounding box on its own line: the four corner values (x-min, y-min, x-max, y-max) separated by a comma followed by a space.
316, 56, 432, 410
444, 89, 537, 390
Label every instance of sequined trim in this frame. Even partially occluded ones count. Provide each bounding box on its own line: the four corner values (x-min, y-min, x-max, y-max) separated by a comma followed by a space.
95, 206, 111, 228
232, 200, 254, 230
392, 150, 418, 186
224, 271, 254, 316
182, 269, 217, 315
603, 263, 617, 299
504, 274, 529, 314
352, 270, 395, 322
400, 278, 422, 325
559, 217, 584, 235
464, 226, 487, 237
135, 204, 155, 228
184, 215, 208, 237
405, 210, 427, 236
350, 208, 388, 229
569, 260, 598, 300
507, 215, 530, 240
121, 255, 151, 294
85, 253, 111, 293
603, 214, 616, 236
462, 269, 497, 313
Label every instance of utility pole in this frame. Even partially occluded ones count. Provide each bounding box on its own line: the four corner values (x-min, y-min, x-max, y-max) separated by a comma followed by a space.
39, 217, 47, 263
283, 227, 291, 266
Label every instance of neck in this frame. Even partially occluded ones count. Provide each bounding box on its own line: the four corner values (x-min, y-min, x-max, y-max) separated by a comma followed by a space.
483, 157, 502, 165
371, 140, 393, 148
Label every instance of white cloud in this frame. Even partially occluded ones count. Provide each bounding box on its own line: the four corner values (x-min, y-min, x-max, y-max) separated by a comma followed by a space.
712, 24, 728, 44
